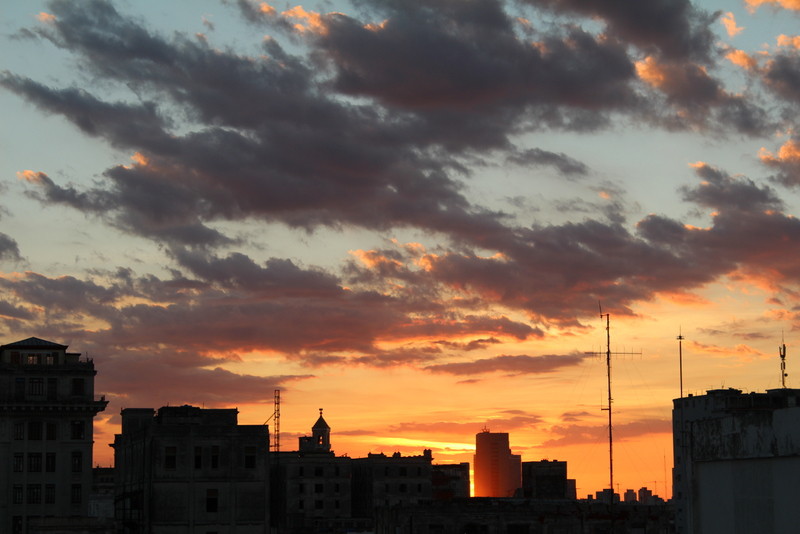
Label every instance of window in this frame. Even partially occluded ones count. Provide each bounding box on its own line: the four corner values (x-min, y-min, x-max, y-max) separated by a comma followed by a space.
315, 500, 323, 510
13, 453, 23, 472
70, 421, 85, 440
298, 483, 305, 494
47, 422, 58, 440
47, 378, 57, 400
315, 466, 324, 476
298, 466, 305, 476
46, 453, 56, 472
71, 378, 85, 396
298, 500, 305, 510
71, 484, 82, 504
28, 378, 44, 395
45, 484, 55, 504
14, 422, 25, 440
27, 484, 42, 504
14, 378, 25, 400
13, 485, 23, 505
399, 467, 407, 476
164, 447, 177, 470
195, 446, 202, 469
244, 446, 256, 468
71, 451, 82, 473
28, 421, 42, 440
45, 353, 55, 365
26, 354, 40, 365
399, 483, 407, 493
211, 446, 219, 469
28, 453, 42, 473
11, 351, 20, 363
206, 489, 218, 513
315, 483, 323, 494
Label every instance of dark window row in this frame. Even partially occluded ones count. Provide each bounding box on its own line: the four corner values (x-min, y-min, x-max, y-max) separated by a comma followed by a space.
13, 420, 85, 441
11, 451, 81, 473
164, 445, 258, 470
11, 484, 80, 505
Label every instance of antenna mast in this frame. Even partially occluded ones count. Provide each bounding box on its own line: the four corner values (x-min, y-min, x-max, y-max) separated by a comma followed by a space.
600, 306, 613, 494
677, 328, 684, 399
780, 335, 788, 389
274, 389, 281, 452
585, 303, 641, 502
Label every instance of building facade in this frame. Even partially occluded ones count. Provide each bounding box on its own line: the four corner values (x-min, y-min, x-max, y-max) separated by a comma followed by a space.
0, 337, 107, 534
673, 387, 800, 534
113, 405, 269, 533
473, 430, 521, 497
271, 410, 356, 533
431, 463, 470, 501
520, 459, 574, 500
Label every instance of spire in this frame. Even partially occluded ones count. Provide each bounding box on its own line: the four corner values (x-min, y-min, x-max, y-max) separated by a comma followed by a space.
313, 407, 330, 430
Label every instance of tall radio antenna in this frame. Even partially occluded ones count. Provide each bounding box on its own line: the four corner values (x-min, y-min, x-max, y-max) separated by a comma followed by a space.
677, 327, 684, 399
780, 334, 788, 389
585, 302, 641, 500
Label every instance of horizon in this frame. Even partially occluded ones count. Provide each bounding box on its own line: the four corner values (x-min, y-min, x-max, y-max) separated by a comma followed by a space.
4, 0, 800, 501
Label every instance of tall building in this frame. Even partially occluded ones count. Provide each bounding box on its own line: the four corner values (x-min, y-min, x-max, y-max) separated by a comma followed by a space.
673, 388, 800, 534
0, 337, 107, 534
473, 430, 521, 497
113, 405, 270, 533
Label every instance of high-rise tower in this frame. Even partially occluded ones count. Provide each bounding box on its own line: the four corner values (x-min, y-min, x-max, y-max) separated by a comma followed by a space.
473, 430, 521, 497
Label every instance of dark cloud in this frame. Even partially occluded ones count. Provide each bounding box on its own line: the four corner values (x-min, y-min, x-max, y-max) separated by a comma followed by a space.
540, 418, 671, 447
524, 0, 718, 63
0, 233, 22, 263
506, 148, 589, 177
425, 353, 586, 375
760, 138, 800, 188
763, 51, 800, 104
0, 300, 35, 321
96, 349, 312, 408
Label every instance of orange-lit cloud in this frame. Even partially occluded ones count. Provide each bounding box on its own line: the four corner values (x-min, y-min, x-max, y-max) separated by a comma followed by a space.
760, 139, 800, 165
282, 6, 327, 34
721, 12, 743, 37
777, 34, 800, 48
726, 49, 757, 70
258, 2, 276, 16
16, 170, 49, 184
36, 12, 56, 23
747, 0, 800, 11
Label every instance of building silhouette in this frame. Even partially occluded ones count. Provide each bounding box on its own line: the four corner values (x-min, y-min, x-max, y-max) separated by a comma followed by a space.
431, 463, 470, 500
520, 459, 575, 500
112, 405, 270, 533
271, 409, 357, 533
473, 430, 521, 497
673, 387, 800, 533
0, 337, 108, 534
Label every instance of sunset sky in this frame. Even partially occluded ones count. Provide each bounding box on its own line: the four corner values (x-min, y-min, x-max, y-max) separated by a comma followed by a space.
3, 0, 800, 499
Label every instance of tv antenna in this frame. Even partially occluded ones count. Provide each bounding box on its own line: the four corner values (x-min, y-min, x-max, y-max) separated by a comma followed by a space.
677, 327, 684, 399
585, 303, 641, 499
780, 334, 788, 389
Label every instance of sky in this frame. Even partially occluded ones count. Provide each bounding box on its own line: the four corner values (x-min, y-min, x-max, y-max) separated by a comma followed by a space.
2, 0, 800, 499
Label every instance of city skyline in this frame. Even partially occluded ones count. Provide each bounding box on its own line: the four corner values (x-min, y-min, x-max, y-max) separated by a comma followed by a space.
3, 0, 800, 497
